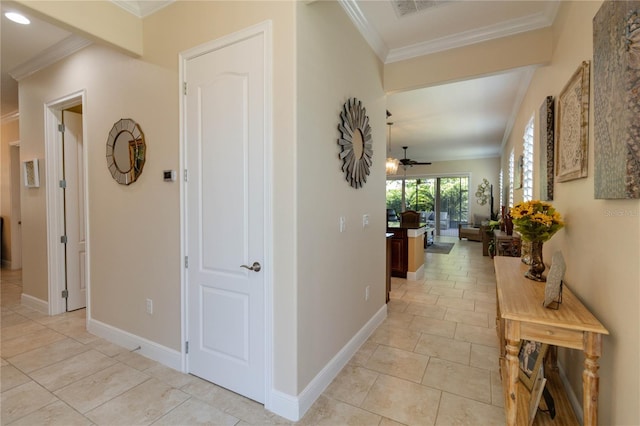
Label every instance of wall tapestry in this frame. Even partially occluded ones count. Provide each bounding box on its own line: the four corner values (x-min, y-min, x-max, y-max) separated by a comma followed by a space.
556, 61, 590, 182
593, 0, 640, 198
539, 96, 554, 200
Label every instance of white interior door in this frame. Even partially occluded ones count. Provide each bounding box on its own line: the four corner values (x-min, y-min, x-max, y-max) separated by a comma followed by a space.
63, 110, 86, 311
185, 30, 266, 403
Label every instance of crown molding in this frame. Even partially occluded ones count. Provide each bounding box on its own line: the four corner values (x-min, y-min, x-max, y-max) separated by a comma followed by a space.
9, 35, 92, 82
1, 111, 20, 124
543, 1, 561, 25
111, 0, 174, 18
337, 0, 389, 62
385, 9, 556, 64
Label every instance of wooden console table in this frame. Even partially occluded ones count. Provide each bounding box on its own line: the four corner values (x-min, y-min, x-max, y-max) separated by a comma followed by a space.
494, 257, 609, 425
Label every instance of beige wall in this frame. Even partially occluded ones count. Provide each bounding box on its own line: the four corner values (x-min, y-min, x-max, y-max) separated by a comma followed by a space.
502, 2, 640, 423
19, 44, 180, 342
17, 0, 300, 397
296, 1, 386, 390
143, 0, 298, 394
1, 118, 20, 265
17, 0, 388, 403
399, 157, 501, 220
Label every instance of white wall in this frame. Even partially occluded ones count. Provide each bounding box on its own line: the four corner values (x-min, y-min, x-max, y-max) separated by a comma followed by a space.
296, 1, 386, 391
502, 2, 640, 423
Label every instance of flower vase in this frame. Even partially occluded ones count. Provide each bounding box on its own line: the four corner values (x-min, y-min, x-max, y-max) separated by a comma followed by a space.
521, 240, 532, 265
525, 240, 545, 281
504, 215, 513, 236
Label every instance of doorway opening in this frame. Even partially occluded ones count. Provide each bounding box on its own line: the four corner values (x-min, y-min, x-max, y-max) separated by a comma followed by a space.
386, 175, 469, 237
44, 91, 89, 315
8, 142, 22, 270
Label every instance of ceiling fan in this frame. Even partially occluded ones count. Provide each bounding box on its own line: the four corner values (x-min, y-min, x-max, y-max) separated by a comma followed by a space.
399, 146, 432, 167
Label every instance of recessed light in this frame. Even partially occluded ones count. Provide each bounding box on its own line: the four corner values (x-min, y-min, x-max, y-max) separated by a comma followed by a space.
5, 12, 30, 25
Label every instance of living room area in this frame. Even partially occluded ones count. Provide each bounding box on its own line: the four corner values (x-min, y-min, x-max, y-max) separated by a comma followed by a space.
385, 159, 501, 241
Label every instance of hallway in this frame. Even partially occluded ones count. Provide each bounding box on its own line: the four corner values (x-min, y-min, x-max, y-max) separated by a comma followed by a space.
1, 237, 504, 425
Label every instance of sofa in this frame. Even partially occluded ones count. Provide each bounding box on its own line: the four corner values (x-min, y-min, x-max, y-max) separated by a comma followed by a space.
458, 224, 483, 241
458, 215, 489, 242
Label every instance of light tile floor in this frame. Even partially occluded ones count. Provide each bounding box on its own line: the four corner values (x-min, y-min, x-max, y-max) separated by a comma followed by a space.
1, 237, 505, 425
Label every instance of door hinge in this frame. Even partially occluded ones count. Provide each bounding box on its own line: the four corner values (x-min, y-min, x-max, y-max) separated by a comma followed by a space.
60, 235, 68, 244
61, 289, 69, 299
183, 82, 187, 95
185, 341, 189, 354
59, 179, 67, 188
184, 169, 188, 182
58, 124, 65, 133
184, 256, 189, 269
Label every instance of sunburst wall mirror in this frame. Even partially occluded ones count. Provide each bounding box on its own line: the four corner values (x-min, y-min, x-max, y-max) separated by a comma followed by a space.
337, 98, 373, 188
105, 118, 146, 185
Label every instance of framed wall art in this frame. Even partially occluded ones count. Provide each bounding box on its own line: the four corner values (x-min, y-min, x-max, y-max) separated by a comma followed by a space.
556, 61, 590, 182
544, 251, 566, 309
518, 340, 549, 391
593, 0, 640, 199
539, 96, 555, 200
23, 159, 40, 188
528, 364, 547, 425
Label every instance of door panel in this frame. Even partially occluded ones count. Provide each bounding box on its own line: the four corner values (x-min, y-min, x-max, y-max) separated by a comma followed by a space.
186, 31, 265, 403
63, 110, 86, 311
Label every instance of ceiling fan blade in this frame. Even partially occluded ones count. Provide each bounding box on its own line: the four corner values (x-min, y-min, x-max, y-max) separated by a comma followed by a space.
399, 147, 431, 166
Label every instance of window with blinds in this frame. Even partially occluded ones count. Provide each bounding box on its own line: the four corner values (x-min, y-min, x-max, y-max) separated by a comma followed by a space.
509, 150, 515, 208
523, 116, 534, 201
499, 169, 504, 209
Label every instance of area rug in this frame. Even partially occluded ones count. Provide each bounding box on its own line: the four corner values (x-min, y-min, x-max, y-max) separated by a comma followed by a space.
426, 242, 455, 254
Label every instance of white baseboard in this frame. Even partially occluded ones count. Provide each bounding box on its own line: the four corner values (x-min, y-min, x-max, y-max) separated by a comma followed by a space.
87, 305, 386, 423
21, 293, 48, 314
266, 388, 301, 422
407, 264, 424, 281
87, 318, 182, 371
557, 363, 583, 424
279, 304, 387, 421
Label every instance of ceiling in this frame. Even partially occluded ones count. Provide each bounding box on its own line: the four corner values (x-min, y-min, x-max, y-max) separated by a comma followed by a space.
1, 0, 559, 162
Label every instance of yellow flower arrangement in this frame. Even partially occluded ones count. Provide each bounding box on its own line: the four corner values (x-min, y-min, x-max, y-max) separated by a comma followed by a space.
510, 200, 564, 242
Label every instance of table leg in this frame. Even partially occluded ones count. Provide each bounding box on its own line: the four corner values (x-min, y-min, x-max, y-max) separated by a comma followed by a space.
505, 338, 520, 426
583, 333, 602, 426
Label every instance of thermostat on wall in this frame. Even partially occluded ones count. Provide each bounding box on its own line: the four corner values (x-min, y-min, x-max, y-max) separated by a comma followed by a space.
163, 170, 176, 182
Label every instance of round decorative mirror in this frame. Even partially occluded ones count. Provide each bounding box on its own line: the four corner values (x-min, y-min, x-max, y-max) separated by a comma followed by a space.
106, 118, 146, 185
337, 98, 373, 188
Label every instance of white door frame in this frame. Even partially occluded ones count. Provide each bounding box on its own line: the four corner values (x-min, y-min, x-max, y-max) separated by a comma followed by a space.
179, 20, 274, 408
44, 90, 90, 316
9, 140, 22, 270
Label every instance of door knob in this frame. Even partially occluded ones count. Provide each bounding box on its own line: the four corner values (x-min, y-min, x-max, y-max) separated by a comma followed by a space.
240, 262, 261, 272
